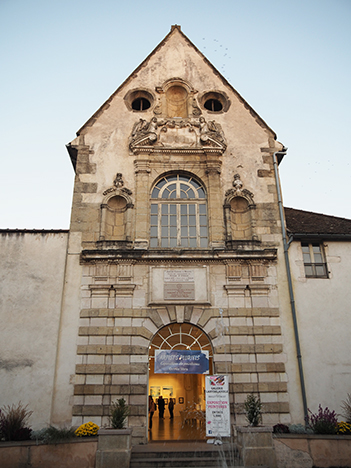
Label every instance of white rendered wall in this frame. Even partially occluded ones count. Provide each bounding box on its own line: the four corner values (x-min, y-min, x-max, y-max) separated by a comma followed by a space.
0, 231, 68, 429
288, 240, 351, 417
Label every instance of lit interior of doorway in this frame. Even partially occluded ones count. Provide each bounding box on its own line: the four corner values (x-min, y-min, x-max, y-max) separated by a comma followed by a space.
148, 323, 213, 441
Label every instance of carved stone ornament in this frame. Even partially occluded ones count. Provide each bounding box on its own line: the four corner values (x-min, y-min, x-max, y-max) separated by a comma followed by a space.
103, 173, 132, 197
224, 174, 255, 207
129, 117, 227, 152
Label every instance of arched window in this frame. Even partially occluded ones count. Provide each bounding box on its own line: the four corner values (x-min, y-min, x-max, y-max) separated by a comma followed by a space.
150, 174, 208, 248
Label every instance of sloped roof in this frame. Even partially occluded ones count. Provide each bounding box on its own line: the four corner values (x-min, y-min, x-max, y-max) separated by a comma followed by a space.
285, 207, 351, 240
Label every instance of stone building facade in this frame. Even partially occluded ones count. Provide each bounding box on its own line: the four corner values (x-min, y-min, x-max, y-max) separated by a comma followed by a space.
1, 26, 350, 444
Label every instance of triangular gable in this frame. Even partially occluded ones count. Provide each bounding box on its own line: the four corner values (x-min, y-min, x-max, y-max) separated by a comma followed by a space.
75, 25, 277, 139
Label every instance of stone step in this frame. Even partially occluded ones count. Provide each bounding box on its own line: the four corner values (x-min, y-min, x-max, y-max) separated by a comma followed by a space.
130, 444, 241, 468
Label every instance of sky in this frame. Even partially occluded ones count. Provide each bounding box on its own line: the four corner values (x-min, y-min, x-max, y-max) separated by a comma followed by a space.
1, 0, 350, 229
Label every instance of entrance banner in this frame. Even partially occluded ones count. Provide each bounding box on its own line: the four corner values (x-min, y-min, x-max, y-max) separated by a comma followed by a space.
205, 375, 231, 437
154, 350, 209, 374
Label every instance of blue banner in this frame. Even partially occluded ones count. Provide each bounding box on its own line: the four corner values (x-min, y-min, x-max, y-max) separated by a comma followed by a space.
154, 350, 209, 374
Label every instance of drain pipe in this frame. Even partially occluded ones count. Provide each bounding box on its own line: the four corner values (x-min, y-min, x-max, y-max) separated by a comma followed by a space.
273, 147, 309, 423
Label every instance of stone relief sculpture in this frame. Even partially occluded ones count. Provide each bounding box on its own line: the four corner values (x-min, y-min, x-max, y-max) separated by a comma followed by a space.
225, 173, 254, 204
103, 173, 132, 196
129, 116, 226, 150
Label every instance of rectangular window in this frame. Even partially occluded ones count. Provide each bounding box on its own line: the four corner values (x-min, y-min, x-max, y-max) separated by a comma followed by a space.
301, 243, 328, 278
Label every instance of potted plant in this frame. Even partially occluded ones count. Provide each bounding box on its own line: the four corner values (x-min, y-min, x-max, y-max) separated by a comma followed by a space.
95, 398, 133, 468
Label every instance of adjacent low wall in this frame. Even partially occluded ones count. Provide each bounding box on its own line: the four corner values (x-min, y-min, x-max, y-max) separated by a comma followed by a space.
274, 434, 351, 468
0, 438, 97, 468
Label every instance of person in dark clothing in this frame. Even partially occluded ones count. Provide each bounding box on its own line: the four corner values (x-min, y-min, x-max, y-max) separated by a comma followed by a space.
149, 395, 156, 429
158, 396, 165, 419
168, 397, 175, 419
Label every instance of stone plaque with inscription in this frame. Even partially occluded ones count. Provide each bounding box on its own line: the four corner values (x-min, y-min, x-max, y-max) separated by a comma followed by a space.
164, 283, 195, 300
164, 270, 195, 300
149, 267, 209, 304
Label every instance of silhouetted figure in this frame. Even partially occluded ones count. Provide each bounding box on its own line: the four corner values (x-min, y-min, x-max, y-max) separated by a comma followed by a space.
149, 395, 156, 429
158, 396, 165, 419
168, 397, 175, 419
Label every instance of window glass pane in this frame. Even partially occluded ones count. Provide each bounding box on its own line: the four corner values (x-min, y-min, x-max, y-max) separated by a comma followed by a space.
161, 238, 169, 247
181, 215, 187, 225
197, 188, 205, 198
166, 176, 177, 182
179, 175, 190, 182
180, 190, 187, 199
150, 215, 158, 225
301, 244, 309, 252
314, 253, 323, 263
305, 265, 313, 276
303, 253, 311, 263
190, 179, 200, 189
170, 238, 177, 247
151, 204, 158, 214
156, 178, 167, 189
189, 238, 197, 247
181, 205, 187, 214
150, 227, 157, 237
151, 188, 159, 198
170, 204, 176, 214
161, 205, 168, 214
169, 191, 177, 199
161, 227, 168, 237
189, 204, 195, 214
170, 215, 177, 226
150, 238, 158, 247
189, 227, 196, 236
189, 215, 196, 225
170, 227, 177, 237
181, 238, 188, 247
200, 238, 208, 248
180, 184, 188, 192
200, 226, 207, 236
316, 265, 326, 276
199, 204, 206, 214
161, 216, 168, 226
181, 226, 188, 236
187, 189, 195, 199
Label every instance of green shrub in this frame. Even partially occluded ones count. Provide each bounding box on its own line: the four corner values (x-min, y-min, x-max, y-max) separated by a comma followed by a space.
31, 426, 76, 443
0, 402, 32, 441
244, 394, 262, 427
289, 423, 313, 434
109, 398, 130, 429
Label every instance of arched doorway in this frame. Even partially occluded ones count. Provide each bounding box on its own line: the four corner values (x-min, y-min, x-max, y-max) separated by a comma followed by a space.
148, 323, 213, 441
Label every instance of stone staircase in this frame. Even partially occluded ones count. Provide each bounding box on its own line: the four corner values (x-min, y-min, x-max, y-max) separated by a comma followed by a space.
130, 441, 242, 468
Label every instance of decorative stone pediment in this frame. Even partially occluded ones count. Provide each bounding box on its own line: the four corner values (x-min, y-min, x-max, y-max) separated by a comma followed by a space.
129, 117, 226, 153
224, 174, 255, 207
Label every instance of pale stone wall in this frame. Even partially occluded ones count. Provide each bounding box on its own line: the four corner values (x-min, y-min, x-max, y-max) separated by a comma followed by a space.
288, 240, 351, 417
0, 231, 68, 429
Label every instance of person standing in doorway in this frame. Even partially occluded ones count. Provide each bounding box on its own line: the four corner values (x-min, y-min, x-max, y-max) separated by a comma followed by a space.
149, 395, 156, 430
158, 395, 165, 419
168, 397, 175, 419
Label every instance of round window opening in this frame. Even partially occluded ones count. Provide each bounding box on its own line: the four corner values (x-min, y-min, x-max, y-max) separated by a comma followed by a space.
132, 97, 151, 111
204, 99, 223, 112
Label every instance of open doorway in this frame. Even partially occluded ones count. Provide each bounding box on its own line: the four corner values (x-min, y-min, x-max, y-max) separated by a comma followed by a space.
148, 323, 213, 441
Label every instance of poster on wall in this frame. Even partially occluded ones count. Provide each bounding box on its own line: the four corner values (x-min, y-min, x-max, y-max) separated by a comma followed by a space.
205, 375, 231, 437
154, 350, 209, 374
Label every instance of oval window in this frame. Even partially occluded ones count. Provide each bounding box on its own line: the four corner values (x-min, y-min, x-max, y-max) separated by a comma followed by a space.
204, 99, 223, 112
132, 97, 151, 111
